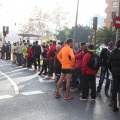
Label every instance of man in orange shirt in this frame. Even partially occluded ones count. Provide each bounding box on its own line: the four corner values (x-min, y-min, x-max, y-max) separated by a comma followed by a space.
54, 39, 75, 100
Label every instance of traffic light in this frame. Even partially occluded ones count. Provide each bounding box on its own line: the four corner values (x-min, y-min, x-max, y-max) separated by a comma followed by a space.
6, 26, 9, 34
3, 26, 5, 33
93, 17, 98, 30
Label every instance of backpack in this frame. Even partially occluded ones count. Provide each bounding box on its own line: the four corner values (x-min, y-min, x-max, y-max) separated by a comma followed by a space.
88, 53, 100, 70
50, 50, 56, 57
42, 48, 48, 58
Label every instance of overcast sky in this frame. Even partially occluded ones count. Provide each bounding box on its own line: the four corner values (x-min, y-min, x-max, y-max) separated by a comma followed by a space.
0, 0, 106, 29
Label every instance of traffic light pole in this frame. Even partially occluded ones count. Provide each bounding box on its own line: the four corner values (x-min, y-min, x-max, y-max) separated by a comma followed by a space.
73, 0, 79, 50
94, 30, 97, 48
3, 36, 5, 42
93, 17, 98, 48
116, 0, 120, 43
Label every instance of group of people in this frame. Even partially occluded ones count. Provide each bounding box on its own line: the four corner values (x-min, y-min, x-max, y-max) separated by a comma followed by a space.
1, 38, 120, 112
52, 39, 120, 112
11, 40, 41, 69
0, 41, 11, 60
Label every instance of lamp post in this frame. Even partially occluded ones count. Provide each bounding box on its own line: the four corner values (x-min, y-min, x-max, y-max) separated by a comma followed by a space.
73, 0, 79, 49
88, 35, 91, 43
116, 0, 120, 43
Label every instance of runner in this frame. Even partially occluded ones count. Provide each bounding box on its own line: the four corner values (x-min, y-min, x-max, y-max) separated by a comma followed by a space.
97, 41, 114, 94
46, 41, 56, 79
71, 43, 87, 92
32, 41, 41, 71
54, 44, 61, 82
107, 40, 120, 112
54, 39, 75, 100
80, 45, 99, 101
38, 45, 48, 75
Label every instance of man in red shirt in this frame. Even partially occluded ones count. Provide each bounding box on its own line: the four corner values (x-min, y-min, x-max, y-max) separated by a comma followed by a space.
81, 45, 99, 101
46, 41, 56, 79
27, 44, 33, 69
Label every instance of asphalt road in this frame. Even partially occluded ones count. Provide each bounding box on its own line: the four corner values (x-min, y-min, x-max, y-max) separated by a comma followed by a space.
0, 60, 119, 120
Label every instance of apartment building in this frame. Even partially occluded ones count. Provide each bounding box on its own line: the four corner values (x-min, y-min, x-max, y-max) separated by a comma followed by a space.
105, 0, 119, 27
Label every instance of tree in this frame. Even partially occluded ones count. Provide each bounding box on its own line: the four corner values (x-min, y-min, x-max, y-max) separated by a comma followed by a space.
96, 25, 116, 44
56, 25, 93, 43
19, 6, 70, 40
52, 5, 69, 34
56, 27, 71, 41
20, 6, 51, 39
69, 25, 93, 43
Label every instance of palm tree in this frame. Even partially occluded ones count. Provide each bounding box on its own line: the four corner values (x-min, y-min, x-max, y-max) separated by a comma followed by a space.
96, 25, 116, 44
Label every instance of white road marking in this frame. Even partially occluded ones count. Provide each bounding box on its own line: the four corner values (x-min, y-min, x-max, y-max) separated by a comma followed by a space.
0, 71, 19, 95
0, 95, 13, 100
5, 68, 27, 74
21, 91, 45, 95
38, 76, 55, 83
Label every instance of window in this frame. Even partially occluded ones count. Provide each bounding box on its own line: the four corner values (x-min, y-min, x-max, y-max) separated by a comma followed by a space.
112, 1, 117, 7
112, 11, 116, 19
111, 22, 114, 26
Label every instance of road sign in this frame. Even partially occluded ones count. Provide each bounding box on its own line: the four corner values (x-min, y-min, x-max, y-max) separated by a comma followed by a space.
113, 16, 120, 29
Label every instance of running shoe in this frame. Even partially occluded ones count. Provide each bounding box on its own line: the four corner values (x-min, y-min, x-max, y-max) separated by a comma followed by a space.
80, 97, 87, 101
54, 92, 61, 98
64, 95, 74, 100
70, 88, 78, 92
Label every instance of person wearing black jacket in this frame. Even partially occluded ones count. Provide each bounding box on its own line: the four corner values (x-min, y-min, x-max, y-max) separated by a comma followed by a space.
108, 40, 120, 112
6, 41, 11, 60
1, 43, 6, 59
54, 44, 61, 82
97, 41, 114, 94
5, 43, 9, 60
38, 45, 48, 75
32, 41, 41, 71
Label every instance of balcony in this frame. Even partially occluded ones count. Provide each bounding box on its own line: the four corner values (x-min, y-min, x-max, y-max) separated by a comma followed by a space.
105, 7, 118, 13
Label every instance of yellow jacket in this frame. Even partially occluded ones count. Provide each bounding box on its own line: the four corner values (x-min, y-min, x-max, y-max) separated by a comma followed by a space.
57, 44, 75, 69
22, 46, 28, 56
11, 45, 16, 54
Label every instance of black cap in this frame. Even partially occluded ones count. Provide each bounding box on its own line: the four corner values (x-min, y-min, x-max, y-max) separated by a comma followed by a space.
108, 41, 114, 47
53, 41, 56, 44
81, 43, 86, 46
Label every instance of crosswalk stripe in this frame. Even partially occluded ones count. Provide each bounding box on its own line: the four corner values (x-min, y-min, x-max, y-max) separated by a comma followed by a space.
0, 95, 13, 100
21, 91, 45, 95
38, 76, 55, 83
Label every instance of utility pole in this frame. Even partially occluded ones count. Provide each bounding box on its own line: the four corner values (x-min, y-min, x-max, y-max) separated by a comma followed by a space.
116, 0, 120, 43
73, 0, 79, 49
93, 17, 98, 48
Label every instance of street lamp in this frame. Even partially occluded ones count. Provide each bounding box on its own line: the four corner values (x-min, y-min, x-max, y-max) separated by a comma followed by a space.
88, 35, 91, 43
116, 0, 120, 43
73, 0, 79, 49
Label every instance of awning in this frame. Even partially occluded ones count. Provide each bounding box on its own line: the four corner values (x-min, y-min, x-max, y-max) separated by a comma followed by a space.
18, 33, 41, 38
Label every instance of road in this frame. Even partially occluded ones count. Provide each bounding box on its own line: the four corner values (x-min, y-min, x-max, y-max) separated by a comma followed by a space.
0, 60, 119, 120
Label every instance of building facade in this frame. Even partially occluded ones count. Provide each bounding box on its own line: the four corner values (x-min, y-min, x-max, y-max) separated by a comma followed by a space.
105, 0, 119, 27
